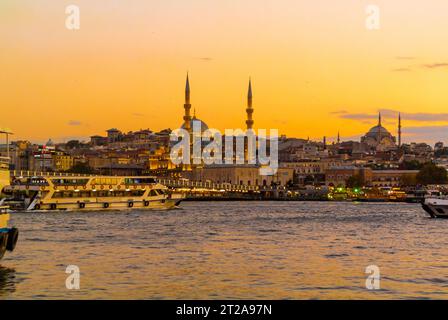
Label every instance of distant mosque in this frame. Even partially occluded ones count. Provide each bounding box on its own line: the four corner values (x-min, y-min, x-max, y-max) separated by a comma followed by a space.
360, 112, 402, 151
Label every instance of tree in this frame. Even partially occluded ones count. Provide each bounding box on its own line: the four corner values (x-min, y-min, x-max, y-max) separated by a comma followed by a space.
399, 160, 423, 170
66, 162, 94, 174
65, 140, 81, 149
435, 147, 448, 158
400, 175, 417, 186
346, 174, 364, 188
416, 163, 448, 185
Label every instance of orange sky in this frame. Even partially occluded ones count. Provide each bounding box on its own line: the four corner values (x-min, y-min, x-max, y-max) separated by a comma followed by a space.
2, 0, 448, 144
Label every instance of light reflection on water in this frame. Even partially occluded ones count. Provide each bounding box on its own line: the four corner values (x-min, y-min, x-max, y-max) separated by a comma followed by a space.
0, 201, 447, 299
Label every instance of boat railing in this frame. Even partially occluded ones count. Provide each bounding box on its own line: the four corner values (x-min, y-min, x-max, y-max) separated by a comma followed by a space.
157, 178, 263, 192
425, 195, 448, 200
0, 156, 10, 163
11, 180, 49, 186
52, 182, 89, 187
10, 170, 96, 178
0, 157, 10, 169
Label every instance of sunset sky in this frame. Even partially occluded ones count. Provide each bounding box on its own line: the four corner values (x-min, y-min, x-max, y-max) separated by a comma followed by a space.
2, 0, 448, 144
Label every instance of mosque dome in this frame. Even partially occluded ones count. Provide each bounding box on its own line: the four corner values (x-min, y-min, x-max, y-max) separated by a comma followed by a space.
360, 112, 398, 151
365, 125, 391, 138
181, 116, 209, 132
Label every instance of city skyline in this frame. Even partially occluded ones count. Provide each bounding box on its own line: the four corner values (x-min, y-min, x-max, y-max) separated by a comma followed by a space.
1, 74, 437, 147
2, 0, 448, 143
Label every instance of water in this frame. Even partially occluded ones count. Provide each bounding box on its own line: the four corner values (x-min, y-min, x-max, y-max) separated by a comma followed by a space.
0, 201, 447, 299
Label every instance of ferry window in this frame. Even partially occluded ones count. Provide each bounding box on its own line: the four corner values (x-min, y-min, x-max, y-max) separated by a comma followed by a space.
131, 190, 144, 196
23, 178, 49, 186
95, 178, 117, 185
52, 179, 88, 186
80, 192, 91, 198
124, 178, 156, 184
62, 191, 74, 198
154, 189, 166, 195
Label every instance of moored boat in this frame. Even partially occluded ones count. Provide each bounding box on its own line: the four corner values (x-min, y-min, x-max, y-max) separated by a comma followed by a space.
422, 197, 448, 218
3, 175, 184, 211
0, 155, 18, 260
0, 207, 19, 260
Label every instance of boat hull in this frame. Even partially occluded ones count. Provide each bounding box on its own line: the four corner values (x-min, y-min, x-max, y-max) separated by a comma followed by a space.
422, 198, 448, 218
0, 232, 7, 260
26, 198, 182, 212
0, 210, 18, 260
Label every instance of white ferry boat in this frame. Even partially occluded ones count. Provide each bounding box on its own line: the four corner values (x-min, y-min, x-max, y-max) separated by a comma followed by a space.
4, 175, 184, 211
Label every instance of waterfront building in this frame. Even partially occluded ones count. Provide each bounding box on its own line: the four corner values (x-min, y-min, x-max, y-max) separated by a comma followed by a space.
368, 170, 418, 187
52, 152, 74, 172
0, 141, 33, 171
282, 159, 345, 186
325, 166, 364, 187
106, 128, 122, 143
325, 166, 419, 187
186, 165, 294, 187
90, 135, 108, 146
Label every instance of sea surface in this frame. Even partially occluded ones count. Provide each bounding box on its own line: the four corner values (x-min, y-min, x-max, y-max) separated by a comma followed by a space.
0, 201, 447, 299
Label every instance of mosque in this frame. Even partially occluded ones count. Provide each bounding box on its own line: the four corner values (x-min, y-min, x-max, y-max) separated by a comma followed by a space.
176, 74, 293, 186
360, 113, 402, 151
177, 73, 255, 169
180, 73, 253, 134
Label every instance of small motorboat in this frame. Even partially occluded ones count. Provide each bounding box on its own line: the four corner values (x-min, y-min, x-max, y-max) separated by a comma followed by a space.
422, 198, 448, 218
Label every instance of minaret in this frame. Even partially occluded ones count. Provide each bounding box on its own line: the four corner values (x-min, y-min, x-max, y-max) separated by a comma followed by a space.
377, 112, 382, 144
183, 73, 192, 132
337, 131, 340, 144
398, 112, 402, 147
323, 136, 327, 150
245, 78, 254, 130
